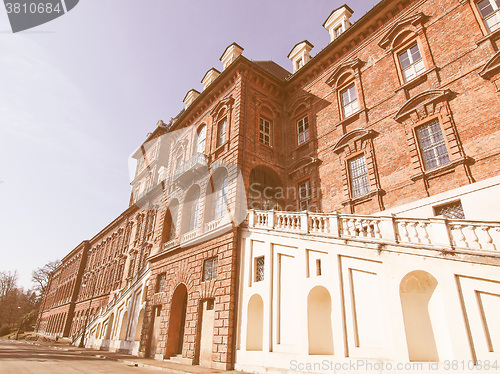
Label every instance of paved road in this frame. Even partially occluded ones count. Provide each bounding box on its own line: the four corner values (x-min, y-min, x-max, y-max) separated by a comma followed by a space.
0, 340, 161, 373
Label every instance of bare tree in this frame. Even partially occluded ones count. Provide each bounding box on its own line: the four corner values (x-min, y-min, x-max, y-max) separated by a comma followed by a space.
0, 270, 18, 299
31, 260, 61, 297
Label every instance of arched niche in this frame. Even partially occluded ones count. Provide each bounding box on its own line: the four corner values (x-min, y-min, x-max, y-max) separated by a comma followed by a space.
307, 286, 334, 355
400, 270, 439, 362
246, 294, 264, 351
135, 309, 145, 341
119, 311, 128, 340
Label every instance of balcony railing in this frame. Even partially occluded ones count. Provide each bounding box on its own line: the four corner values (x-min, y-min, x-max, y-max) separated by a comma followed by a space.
173, 153, 207, 185
248, 209, 500, 254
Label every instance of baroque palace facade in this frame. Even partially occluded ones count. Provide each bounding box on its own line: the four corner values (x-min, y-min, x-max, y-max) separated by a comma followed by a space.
36, 0, 500, 372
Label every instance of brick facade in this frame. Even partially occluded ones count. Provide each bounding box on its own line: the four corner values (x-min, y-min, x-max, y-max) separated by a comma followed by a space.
36, 0, 500, 369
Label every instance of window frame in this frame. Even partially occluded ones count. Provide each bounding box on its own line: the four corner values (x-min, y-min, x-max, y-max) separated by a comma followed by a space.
414, 119, 451, 171
296, 115, 310, 146
339, 82, 359, 119
155, 273, 166, 293
259, 116, 272, 146
298, 178, 312, 211
254, 256, 265, 282
216, 117, 227, 148
397, 42, 426, 83
202, 257, 218, 282
433, 200, 465, 219
476, 0, 500, 33
347, 153, 370, 198
196, 125, 207, 154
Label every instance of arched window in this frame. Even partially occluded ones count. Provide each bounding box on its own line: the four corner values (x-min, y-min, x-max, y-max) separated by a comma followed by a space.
196, 125, 207, 154
206, 168, 228, 224
182, 186, 200, 234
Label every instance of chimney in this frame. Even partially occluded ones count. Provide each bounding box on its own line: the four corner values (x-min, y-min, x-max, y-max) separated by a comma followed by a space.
288, 40, 314, 73
323, 5, 354, 42
183, 89, 200, 109
220, 43, 244, 70
201, 68, 221, 90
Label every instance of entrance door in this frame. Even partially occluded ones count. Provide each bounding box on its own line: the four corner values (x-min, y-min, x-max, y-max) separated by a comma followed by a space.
165, 284, 188, 358
148, 306, 162, 358
198, 299, 215, 367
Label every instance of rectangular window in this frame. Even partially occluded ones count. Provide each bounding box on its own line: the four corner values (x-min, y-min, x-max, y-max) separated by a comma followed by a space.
335, 25, 343, 38
316, 259, 322, 276
298, 179, 312, 210
217, 118, 227, 147
477, 0, 500, 32
203, 257, 218, 282
348, 155, 370, 198
296, 59, 304, 70
259, 117, 271, 146
297, 115, 310, 145
340, 84, 359, 118
434, 200, 465, 219
155, 273, 166, 293
416, 120, 450, 170
398, 43, 426, 82
255, 256, 265, 282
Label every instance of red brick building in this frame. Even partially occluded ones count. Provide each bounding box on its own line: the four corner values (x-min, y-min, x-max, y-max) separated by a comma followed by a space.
37, 0, 500, 370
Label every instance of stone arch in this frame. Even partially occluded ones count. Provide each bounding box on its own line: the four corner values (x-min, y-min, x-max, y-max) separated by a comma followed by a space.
135, 309, 144, 341
166, 283, 188, 358
307, 286, 334, 355
246, 294, 264, 351
119, 311, 128, 340
400, 270, 439, 362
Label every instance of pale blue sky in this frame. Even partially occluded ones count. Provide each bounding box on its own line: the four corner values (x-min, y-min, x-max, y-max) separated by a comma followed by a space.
0, 0, 379, 289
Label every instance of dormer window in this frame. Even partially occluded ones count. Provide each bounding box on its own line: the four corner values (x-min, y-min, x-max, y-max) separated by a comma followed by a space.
288, 40, 314, 73
323, 5, 353, 42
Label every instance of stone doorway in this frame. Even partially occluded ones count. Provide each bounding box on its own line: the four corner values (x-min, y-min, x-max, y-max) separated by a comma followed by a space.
148, 306, 162, 358
166, 284, 188, 358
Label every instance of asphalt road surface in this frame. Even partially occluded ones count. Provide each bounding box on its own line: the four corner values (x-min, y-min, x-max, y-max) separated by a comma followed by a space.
0, 340, 161, 373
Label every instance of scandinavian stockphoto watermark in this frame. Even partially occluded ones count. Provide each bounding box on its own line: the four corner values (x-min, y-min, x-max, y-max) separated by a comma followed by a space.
3, 0, 79, 33
289, 359, 499, 372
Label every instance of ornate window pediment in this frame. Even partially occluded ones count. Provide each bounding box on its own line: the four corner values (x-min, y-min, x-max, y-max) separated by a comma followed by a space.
394, 89, 451, 122
378, 12, 426, 49
325, 58, 362, 88
332, 128, 376, 154
210, 96, 234, 120
479, 51, 500, 79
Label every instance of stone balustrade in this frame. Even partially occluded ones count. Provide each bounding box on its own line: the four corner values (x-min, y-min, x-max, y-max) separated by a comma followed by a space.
248, 209, 500, 254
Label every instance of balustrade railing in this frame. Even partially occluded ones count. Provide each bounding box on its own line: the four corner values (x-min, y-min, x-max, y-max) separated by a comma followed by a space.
247, 209, 500, 254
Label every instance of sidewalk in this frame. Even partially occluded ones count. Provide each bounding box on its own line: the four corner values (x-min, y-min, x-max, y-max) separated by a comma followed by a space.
32, 339, 237, 374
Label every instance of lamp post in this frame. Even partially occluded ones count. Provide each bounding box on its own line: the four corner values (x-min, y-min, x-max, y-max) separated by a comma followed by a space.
14, 306, 21, 340
78, 279, 96, 348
